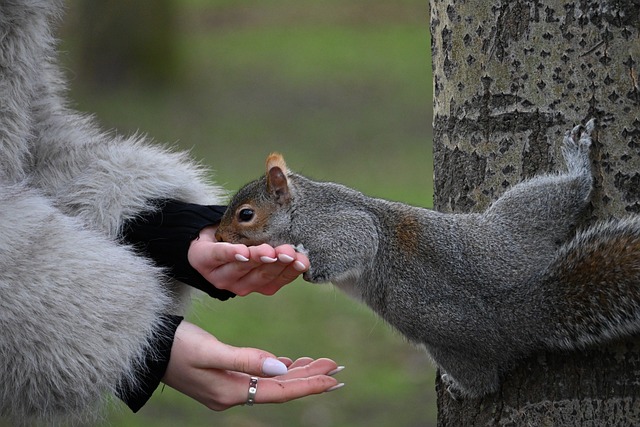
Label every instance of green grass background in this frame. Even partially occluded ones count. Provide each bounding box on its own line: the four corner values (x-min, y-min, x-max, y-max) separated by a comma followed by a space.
61, 1, 435, 426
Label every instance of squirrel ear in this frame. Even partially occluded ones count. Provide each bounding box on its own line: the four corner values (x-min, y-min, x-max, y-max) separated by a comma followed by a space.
266, 152, 288, 175
266, 153, 290, 204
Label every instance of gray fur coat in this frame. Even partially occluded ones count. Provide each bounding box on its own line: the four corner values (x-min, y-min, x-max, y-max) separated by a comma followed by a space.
0, 1, 224, 423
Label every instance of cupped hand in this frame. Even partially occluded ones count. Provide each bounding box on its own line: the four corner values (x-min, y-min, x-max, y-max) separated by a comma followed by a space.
188, 225, 310, 296
162, 321, 344, 410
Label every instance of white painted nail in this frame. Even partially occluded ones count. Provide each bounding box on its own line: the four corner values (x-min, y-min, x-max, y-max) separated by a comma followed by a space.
235, 254, 250, 262
327, 366, 345, 376
293, 261, 307, 271
260, 256, 278, 263
278, 254, 295, 263
325, 383, 345, 393
262, 358, 288, 376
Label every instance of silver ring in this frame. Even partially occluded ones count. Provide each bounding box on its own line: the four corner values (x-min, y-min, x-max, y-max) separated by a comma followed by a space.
246, 376, 258, 406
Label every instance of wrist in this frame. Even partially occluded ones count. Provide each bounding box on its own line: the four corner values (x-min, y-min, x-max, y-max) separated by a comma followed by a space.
122, 200, 235, 300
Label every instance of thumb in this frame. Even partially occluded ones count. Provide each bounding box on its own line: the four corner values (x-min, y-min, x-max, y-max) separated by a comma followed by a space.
215, 342, 289, 377
173, 321, 288, 376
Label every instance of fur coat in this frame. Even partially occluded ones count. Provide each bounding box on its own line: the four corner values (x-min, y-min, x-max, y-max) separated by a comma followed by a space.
0, 1, 224, 422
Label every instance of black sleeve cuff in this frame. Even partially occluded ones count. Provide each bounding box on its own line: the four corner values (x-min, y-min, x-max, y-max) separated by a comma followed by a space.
117, 314, 183, 412
122, 200, 235, 301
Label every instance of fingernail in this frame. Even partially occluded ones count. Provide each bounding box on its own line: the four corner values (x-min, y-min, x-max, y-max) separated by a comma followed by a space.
278, 254, 295, 263
260, 256, 278, 263
235, 254, 250, 262
327, 366, 345, 376
262, 358, 288, 376
293, 261, 307, 271
325, 383, 345, 393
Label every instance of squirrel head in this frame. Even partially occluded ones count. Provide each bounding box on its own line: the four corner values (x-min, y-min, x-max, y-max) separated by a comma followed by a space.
215, 153, 294, 246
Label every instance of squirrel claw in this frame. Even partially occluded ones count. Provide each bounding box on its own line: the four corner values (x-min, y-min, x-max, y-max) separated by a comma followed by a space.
570, 124, 583, 141
565, 118, 595, 147
578, 118, 596, 148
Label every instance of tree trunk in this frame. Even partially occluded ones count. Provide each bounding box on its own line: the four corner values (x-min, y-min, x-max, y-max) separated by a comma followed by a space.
430, 0, 640, 425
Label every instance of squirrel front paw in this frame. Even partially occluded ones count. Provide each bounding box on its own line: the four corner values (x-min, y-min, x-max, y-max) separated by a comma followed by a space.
295, 244, 326, 283
562, 118, 595, 175
302, 266, 331, 284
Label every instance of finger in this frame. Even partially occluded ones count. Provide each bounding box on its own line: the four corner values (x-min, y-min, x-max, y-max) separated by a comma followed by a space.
234, 252, 309, 295
275, 245, 310, 272
253, 376, 342, 404
226, 263, 293, 296
198, 225, 218, 242
248, 244, 308, 271
247, 244, 278, 263
206, 244, 308, 295
257, 262, 306, 293
278, 357, 293, 367
277, 358, 339, 381
287, 357, 315, 369
189, 241, 251, 273
211, 264, 288, 296
200, 245, 280, 293
209, 244, 279, 288
252, 282, 288, 296
207, 343, 289, 377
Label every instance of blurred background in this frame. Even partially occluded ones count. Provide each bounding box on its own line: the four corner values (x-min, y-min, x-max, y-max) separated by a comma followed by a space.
59, 0, 434, 425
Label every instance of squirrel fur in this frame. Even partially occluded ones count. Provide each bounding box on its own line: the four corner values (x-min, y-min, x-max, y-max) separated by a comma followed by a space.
215, 120, 640, 398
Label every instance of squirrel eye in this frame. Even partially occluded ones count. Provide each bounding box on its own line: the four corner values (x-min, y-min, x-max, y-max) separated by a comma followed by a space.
237, 208, 255, 222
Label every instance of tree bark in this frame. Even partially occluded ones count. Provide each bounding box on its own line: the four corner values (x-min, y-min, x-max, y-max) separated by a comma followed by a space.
430, 0, 640, 425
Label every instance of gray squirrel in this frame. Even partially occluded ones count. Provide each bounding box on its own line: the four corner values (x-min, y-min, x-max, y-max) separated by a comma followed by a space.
215, 120, 640, 399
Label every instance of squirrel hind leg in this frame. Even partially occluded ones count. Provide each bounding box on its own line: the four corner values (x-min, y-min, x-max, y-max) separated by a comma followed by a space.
440, 373, 465, 401
439, 370, 501, 400
562, 119, 595, 176
436, 358, 502, 399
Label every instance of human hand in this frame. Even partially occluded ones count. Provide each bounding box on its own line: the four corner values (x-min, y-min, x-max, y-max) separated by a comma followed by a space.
162, 321, 344, 410
188, 225, 310, 296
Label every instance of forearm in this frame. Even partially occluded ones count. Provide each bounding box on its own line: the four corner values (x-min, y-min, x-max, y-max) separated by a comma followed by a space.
117, 314, 184, 412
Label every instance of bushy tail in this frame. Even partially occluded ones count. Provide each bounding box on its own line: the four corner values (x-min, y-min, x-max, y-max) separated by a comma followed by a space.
535, 217, 640, 350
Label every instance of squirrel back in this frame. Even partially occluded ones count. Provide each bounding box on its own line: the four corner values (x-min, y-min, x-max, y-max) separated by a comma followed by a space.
216, 121, 640, 398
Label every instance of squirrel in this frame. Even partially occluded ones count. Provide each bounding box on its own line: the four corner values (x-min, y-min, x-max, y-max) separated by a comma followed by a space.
215, 119, 640, 399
